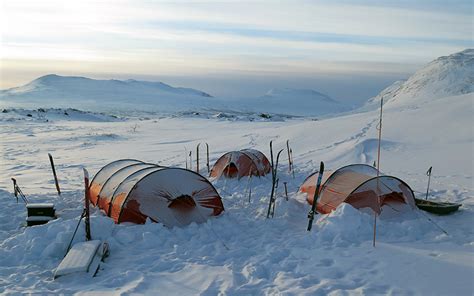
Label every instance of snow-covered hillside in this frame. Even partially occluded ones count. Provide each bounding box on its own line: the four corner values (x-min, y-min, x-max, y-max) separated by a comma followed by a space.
235, 88, 349, 117
366, 49, 473, 109
0, 74, 217, 113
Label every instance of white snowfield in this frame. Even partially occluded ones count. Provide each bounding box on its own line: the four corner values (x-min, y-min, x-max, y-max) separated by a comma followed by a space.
0, 50, 473, 295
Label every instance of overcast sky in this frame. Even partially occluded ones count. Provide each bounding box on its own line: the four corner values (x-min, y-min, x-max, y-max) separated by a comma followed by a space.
0, 0, 472, 104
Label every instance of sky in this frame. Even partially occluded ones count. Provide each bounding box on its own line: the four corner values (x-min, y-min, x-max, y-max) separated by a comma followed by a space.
0, 0, 472, 104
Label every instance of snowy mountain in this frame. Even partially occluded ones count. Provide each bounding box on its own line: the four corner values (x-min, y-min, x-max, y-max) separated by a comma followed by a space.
0, 74, 215, 113
367, 49, 473, 108
229, 88, 349, 117
0, 75, 350, 117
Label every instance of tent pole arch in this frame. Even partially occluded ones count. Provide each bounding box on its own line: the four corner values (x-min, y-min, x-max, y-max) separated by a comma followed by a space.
106, 165, 162, 216
318, 163, 380, 193
89, 159, 144, 187
96, 163, 159, 209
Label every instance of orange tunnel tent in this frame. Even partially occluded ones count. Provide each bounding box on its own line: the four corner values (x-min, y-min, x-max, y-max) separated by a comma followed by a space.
299, 164, 416, 215
210, 149, 271, 179
88, 159, 224, 226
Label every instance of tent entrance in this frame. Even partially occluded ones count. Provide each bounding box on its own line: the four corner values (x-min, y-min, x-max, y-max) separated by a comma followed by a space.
224, 163, 239, 178
168, 195, 197, 213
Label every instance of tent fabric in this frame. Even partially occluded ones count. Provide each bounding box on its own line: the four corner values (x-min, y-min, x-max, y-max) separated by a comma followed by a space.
299, 164, 416, 215
88, 160, 224, 226
210, 149, 271, 179
89, 159, 143, 205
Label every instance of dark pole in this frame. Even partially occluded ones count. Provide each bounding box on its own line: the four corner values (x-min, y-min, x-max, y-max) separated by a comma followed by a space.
206, 143, 210, 173
83, 168, 92, 241
12, 178, 18, 203
286, 140, 291, 173
290, 148, 295, 179
284, 181, 288, 201
425, 166, 433, 200
48, 153, 61, 196
185, 147, 188, 169
196, 143, 200, 173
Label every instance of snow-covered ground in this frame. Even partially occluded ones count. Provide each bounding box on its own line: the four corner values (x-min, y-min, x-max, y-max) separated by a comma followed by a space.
0, 50, 473, 295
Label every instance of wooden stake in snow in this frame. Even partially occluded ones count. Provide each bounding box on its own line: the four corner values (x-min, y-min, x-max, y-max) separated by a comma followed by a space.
425, 166, 433, 200
83, 168, 91, 241
373, 98, 384, 247
48, 153, 61, 196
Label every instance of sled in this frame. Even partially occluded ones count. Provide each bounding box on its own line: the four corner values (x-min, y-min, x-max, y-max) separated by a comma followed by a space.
54, 240, 109, 279
415, 198, 461, 215
54, 168, 109, 279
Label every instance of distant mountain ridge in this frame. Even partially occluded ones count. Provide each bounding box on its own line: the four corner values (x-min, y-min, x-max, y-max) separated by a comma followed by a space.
0, 75, 349, 116
2, 74, 212, 98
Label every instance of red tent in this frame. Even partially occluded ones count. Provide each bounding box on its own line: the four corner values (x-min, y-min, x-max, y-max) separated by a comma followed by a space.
300, 164, 416, 215
89, 159, 224, 226
210, 149, 271, 179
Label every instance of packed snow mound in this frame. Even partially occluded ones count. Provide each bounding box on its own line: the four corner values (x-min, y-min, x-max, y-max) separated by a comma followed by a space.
232, 87, 349, 117
367, 49, 474, 108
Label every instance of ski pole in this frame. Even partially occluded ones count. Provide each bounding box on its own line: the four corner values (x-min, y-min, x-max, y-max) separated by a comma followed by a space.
271, 178, 279, 218
425, 166, 432, 200
286, 140, 291, 173
290, 148, 295, 179
206, 143, 210, 173
196, 143, 200, 173
284, 182, 288, 201
12, 178, 18, 203
83, 168, 91, 241
185, 147, 188, 169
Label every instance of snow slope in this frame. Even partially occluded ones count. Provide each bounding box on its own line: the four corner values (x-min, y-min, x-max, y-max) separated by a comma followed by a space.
366, 49, 474, 109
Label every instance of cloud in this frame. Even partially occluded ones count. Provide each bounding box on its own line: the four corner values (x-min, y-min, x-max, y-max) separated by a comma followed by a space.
1, 0, 472, 101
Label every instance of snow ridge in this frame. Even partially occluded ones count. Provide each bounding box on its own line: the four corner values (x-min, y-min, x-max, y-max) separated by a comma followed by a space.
367, 49, 473, 108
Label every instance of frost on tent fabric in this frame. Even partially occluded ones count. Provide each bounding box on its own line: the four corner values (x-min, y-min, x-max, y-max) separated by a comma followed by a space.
210, 149, 271, 179
299, 164, 416, 216
88, 159, 224, 227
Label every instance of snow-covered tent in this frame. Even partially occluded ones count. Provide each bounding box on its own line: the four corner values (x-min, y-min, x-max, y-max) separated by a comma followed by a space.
88, 159, 224, 226
210, 149, 271, 179
300, 164, 416, 215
